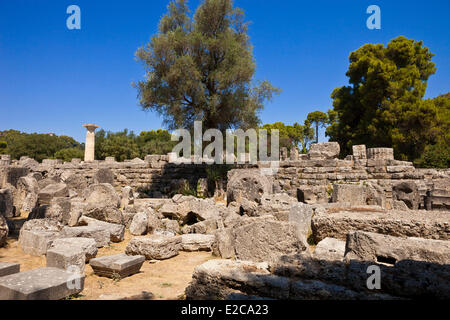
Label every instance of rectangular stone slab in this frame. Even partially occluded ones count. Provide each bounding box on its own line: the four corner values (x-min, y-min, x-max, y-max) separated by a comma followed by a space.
46, 246, 86, 275
18, 229, 60, 256
60, 226, 110, 248
89, 253, 145, 278
125, 235, 181, 260
0, 262, 20, 277
0, 267, 85, 300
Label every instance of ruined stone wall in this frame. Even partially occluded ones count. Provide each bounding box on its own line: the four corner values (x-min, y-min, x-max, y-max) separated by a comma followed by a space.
1, 145, 449, 207
272, 158, 450, 207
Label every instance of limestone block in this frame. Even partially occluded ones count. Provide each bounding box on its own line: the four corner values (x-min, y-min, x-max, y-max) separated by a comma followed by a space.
288, 203, 313, 237
15, 175, 39, 214
0, 267, 84, 300
160, 218, 178, 234
0, 262, 20, 277
290, 148, 299, 161
332, 184, 366, 205
230, 219, 308, 263
352, 145, 367, 160
308, 142, 340, 160
392, 181, 420, 210
125, 235, 181, 260
46, 246, 86, 274
63, 173, 88, 196
46, 197, 72, 224
83, 203, 124, 225
49, 237, 98, 262
89, 253, 145, 278
226, 169, 273, 205
129, 212, 148, 236
18, 219, 63, 256
345, 231, 450, 265
60, 226, 110, 248
311, 208, 450, 242
313, 238, 346, 261
0, 188, 15, 218
83, 183, 120, 208
38, 183, 69, 205
0, 216, 8, 247
179, 234, 215, 252
367, 148, 394, 160
78, 216, 125, 242
120, 186, 134, 208
93, 168, 115, 185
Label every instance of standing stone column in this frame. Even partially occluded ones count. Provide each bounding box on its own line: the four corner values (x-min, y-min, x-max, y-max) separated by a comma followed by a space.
82, 124, 100, 162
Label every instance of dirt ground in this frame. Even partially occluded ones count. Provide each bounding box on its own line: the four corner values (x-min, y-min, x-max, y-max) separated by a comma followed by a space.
0, 230, 216, 300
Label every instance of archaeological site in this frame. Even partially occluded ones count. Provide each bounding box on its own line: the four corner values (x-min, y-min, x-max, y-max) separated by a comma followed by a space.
2, 0, 449, 309
0, 140, 449, 300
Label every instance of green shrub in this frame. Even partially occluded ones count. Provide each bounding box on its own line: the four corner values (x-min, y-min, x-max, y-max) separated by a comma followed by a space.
54, 147, 84, 162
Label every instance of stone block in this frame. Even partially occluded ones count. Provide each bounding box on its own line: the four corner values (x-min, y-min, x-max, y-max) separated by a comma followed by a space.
125, 235, 181, 260
0, 216, 8, 247
308, 142, 340, 160
83, 204, 124, 225
290, 148, 299, 161
0, 267, 84, 300
18, 219, 62, 256
83, 183, 120, 208
345, 231, 450, 265
46, 197, 71, 224
311, 208, 450, 242
352, 145, 367, 160
0, 188, 15, 218
38, 183, 69, 205
60, 226, 110, 248
129, 212, 148, 236
179, 234, 215, 252
226, 169, 273, 205
367, 148, 394, 160
392, 181, 420, 210
89, 253, 145, 278
0, 262, 20, 277
332, 184, 366, 205
185, 260, 289, 300
93, 168, 115, 185
120, 186, 134, 208
288, 203, 313, 237
79, 216, 125, 242
49, 237, 98, 262
231, 219, 308, 263
46, 246, 86, 274
313, 238, 346, 261
0, 166, 29, 188
15, 175, 39, 214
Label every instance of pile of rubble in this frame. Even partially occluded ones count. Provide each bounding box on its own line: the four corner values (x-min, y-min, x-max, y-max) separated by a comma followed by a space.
0, 143, 449, 300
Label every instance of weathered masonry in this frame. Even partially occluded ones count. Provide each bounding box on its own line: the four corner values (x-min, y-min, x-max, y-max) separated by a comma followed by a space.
1, 143, 449, 210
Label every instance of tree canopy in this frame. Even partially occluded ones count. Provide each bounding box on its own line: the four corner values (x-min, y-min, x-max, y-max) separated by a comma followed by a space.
261, 121, 315, 153
95, 129, 176, 161
307, 111, 328, 143
326, 36, 444, 161
134, 0, 280, 133
0, 130, 83, 162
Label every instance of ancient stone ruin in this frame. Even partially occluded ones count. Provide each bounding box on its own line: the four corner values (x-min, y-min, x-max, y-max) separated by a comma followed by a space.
0, 143, 449, 300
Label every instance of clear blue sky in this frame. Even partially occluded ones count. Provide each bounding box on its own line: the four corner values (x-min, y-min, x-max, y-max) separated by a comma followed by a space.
1, 0, 449, 143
